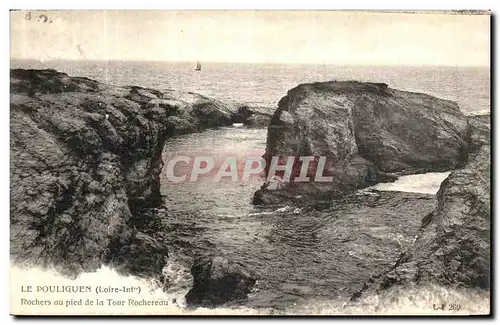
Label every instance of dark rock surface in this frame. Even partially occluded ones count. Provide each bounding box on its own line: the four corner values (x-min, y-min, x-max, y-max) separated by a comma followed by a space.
465, 114, 490, 157
185, 256, 256, 308
254, 81, 470, 204
352, 120, 491, 299
9, 68, 261, 278
233, 105, 274, 128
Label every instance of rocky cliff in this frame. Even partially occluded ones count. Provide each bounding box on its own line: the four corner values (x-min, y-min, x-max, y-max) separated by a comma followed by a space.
254, 81, 471, 204
352, 114, 490, 299
9, 68, 261, 278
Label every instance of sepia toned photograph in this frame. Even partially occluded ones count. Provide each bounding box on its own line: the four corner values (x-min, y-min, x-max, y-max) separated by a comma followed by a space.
9, 9, 491, 316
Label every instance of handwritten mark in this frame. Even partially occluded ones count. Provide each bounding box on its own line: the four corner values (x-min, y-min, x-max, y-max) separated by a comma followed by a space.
38, 14, 51, 24
23, 12, 53, 24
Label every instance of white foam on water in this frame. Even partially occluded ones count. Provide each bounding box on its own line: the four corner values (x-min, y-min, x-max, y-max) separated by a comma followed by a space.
248, 211, 274, 216
275, 206, 291, 213
467, 109, 490, 116
9, 264, 267, 315
9, 264, 489, 315
368, 172, 452, 195
248, 205, 296, 216
286, 285, 490, 316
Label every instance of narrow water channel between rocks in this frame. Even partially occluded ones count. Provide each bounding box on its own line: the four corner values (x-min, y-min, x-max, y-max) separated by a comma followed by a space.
159, 126, 451, 310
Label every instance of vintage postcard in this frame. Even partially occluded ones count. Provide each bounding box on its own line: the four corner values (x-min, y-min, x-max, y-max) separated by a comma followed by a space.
9, 10, 491, 316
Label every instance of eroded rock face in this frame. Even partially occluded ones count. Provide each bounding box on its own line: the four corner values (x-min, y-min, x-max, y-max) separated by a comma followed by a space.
185, 256, 256, 308
466, 114, 490, 156
254, 81, 469, 204
233, 105, 274, 128
9, 69, 252, 278
352, 119, 490, 299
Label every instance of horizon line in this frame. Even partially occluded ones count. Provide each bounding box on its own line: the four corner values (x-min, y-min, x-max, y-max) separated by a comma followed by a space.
10, 58, 490, 69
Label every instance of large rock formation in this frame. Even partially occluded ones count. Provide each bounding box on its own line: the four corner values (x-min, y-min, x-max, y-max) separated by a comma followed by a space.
9, 69, 259, 278
352, 114, 490, 299
254, 81, 470, 204
185, 256, 256, 308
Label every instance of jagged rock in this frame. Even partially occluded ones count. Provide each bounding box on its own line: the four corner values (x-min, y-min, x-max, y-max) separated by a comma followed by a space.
10, 68, 101, 95
352, 141, 490, 300
190, 100, 234, 127
185, 256, 256, 308
9, 69, 261, 278
233, 105, 273, 127
254, 81, 469, 204
466, 114, 490, 155
111, 232, 169, 277
232, 105, 254, 123
245, 113, 273, 127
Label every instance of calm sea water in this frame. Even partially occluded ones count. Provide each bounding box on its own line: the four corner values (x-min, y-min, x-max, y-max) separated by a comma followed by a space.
11, 59, 490, 314
11, 59, 490, 115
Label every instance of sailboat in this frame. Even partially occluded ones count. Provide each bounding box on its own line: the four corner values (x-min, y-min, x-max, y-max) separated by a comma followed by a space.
195, 61, 202, 71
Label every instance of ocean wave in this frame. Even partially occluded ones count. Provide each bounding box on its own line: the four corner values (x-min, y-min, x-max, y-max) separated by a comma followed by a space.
284, 285, 489, 315
248, 205, 302, 216
368, 172, 452, 195
9, 264, 267, 315
9, 264, 489, 315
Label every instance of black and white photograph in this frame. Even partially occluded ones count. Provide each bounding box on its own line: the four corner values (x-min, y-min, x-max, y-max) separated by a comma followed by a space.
8, 9, 491, 316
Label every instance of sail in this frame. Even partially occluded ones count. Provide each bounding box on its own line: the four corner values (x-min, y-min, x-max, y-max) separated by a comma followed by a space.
195, 61, 201, 70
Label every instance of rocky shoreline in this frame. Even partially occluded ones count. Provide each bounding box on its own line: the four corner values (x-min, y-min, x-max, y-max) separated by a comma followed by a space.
10, 69, 270, 279
10, 69, 490, 309
250, 79, 490, 302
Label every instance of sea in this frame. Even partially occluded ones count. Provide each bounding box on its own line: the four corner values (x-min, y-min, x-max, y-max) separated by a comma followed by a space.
11, 60, 490, 114
10, 60, 490, 315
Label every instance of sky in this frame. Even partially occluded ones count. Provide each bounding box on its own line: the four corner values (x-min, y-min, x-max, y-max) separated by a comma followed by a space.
10, 10, 490, 66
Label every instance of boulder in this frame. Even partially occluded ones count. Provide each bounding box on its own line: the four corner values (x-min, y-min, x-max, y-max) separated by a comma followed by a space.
255, 81, 470, 204
245, 113, 273, 127
233, 105, 273, 127
190, 100, 234, 128
185, 256, 256, 308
